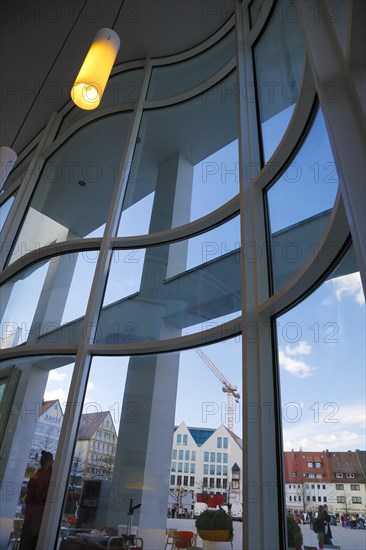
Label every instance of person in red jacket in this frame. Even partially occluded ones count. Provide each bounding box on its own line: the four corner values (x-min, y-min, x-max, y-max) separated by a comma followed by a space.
19, 450, 54, 550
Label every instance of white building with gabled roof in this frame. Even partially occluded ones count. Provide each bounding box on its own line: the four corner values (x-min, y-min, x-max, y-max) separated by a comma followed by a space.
168, 421, 242, 512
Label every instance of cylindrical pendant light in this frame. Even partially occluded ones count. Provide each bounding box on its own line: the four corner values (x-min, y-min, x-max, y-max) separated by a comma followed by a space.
71, 28, 120, 110
0, 146, 17, 192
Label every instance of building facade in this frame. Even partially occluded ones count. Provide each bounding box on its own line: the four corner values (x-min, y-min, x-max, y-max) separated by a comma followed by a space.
168, 422, 242, 512
74, 411, 117, 481
284, 450, 366, 516
0, 1, 365, 549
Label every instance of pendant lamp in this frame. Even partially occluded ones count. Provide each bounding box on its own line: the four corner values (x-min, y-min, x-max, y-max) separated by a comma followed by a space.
0, 146, 17, 192
71, 28, 120, 110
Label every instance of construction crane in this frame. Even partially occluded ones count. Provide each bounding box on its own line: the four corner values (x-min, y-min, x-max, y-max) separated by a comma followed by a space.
195, 348, 240, 431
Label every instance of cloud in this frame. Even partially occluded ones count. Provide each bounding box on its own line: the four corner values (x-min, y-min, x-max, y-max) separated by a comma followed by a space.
48, 370, 67, 381
44, 388, 67, 402
87, 381, 95, 391
338, 403, 366, 428
331, 273, 364, 305
283, 428, 365, 452
279, 341, 315, 378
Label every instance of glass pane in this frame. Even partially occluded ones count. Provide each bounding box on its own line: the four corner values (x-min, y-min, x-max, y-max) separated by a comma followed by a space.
254, 1, 305, 162
268, 109, 339, 291
0, 193, 15, 231
0, 148, 35, 196
0, 252, 98, 349
9, 113, 132, 264
277, 246, 365, 542
118, 72, 238, 236
147, 31, 235, 100
98, 219, 241, 344
0, 356, 75, 547
58, 340, 242, 546
58, 69, 143, 135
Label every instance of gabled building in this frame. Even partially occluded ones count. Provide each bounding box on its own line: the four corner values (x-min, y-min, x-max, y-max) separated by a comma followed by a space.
168, 422, 242, 511
74, 411, 117, 481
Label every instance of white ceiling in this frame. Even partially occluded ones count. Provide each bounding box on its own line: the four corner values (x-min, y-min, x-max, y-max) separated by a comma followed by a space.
0, 0, 235, 154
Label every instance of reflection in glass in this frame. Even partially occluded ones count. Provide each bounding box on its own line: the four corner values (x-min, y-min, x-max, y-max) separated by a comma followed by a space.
249, 0, 265, 27
97, 222, 241, 343
9, 113, 132, 264
276, 247, 365, 525
118, 72, 238, 236
0, 356, 74, 547
0, 193, 15, 231
0, 252, 98, 349
147, 31, 235, 100
0, 148, 35, 196
268, 109, 339, 291
254, 1, 305, 162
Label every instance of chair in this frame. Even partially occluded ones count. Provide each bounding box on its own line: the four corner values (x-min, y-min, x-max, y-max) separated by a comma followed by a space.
165, 528, 177, 549
171, 530, 196, 549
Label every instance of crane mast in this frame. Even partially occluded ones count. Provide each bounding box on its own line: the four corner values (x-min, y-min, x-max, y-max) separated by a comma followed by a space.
195, 348, 240, 431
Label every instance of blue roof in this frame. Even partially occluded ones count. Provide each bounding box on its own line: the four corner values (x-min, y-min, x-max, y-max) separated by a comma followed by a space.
174, 425, 215, 446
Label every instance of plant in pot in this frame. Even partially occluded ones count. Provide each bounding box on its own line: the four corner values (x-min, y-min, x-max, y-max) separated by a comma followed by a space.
287, 516, 303, 550
195, 509, 233, 549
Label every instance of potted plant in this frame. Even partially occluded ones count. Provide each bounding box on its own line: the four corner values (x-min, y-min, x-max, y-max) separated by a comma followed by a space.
287, 516, 303, 550
195, 509, 233, 549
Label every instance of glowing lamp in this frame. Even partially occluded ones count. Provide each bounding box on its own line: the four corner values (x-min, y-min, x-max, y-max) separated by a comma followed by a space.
71, 28, 120, 110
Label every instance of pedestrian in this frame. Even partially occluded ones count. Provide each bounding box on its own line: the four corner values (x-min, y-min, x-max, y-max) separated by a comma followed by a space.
341, 513, 345, 528
19, 451, 54, 550
314, 505, 326, 549
323, 504, 333, 545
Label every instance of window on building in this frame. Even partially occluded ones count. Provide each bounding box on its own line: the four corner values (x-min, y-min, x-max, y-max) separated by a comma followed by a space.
352, 497, 362, 504
232, 480, 239, 489
190, 463, 195, 474
223, 438, 228, 449
171, 462, 176, 472
336, 484, 344, 490
317, 485, 320, 489
203, 464, 208, 475
190, 476, 195, 487
351, 484, 360, 490
183, 435, 188, 446
209, 478, 215, 488
217, 437, 222, 448
216, 465, 222, 475
306, 496, 310, 502
191, 451, 196, 461
203, 477, 208, 487
337, 496, 346, 503
170, 475, 175, 485
315, 462, 321, 468
346, 473, 355, 478
183, 476, 188, 486
177, 434, 181, 445
322, 485, 326, 490
318, 496, 321, 502
223, 453, 228, 463
178, 450, 183, 460
323, 497, 327, 502
204, 452, 209, 462
336, 473, 343, 478
210, 452, 215, 462
217, 452, 222, 462
177, 475, 182, 486
289, 496, 292, 501
312, 497, 316, 502
185, 450, 190, 461
292, 473, 296, 477
178, 463, 183, 472
184, 463, 189, 473
307, 462, 313, 468
223, 466, 228, 476
216, 478, 221, 488
210, 465, 215, 475
223, 479, 228, 489
298, 496, 301, 502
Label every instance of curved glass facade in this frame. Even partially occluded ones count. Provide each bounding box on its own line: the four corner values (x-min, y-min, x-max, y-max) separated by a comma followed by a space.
0, 3, 364, 550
